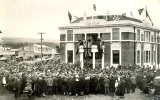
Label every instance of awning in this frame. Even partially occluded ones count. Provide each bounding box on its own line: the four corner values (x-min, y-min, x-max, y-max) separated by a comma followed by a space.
0, 57, 7, 61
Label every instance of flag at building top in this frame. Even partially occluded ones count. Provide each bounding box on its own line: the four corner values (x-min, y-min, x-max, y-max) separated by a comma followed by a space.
138, 8, 144, 15
146, 10, 153, 25
93, 4, 96, 11
130, 12, 133, 17
68, 11, 72, 23
73, 15, 79, 19
138, 6, 153, 26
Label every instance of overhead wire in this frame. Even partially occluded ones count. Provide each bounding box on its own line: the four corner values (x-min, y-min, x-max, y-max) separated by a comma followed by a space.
0, 2, 37, 34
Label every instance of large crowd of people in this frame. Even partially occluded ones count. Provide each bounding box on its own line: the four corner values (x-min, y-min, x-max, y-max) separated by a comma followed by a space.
0, 59, 157, 99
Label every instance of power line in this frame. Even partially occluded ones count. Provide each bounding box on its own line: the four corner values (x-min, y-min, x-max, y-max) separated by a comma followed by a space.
0, 2, 37, 33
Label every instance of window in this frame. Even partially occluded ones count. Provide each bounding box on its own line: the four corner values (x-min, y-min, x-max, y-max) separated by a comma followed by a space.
137, 50, 140, 63
101, 33, 110, 40
112, 28, 119, 40
75, 34, 84, 41
146, 51, 148, 63
149, 51, 150, 62
121, 32, 134, 40
149, 31, 150, 42
145, 31, 148, 41
145, 50, 150, 63
151, 35, 154, 42
60, 34, 66, 41
67, 30, 73, 41
144, 31, 150, 42
67, 50, 73, 63
137, 29, 140, 41
113, 50, 119, 64
141, 34, 144, 41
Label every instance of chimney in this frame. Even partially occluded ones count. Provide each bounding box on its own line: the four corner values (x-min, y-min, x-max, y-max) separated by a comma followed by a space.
83, 12, 87, 21
106, 11, 109, 21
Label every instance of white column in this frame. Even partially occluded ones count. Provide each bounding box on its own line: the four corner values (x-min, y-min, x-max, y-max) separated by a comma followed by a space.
91, 45, 98, 69
93, 52, 95, 69
73, 43, 75, 64
85, 33, 87, 40
102, 45, 105, 69
80, 52, 84, 69
79, 46, 84, 69
65, 43, 67, 63
98, 33, 100, 39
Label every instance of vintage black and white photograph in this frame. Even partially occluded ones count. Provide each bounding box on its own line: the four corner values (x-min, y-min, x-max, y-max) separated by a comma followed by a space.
0, 0, 160, 100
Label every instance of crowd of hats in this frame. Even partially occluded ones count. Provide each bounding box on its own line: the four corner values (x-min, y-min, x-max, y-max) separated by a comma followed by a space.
0, 59, 157, 98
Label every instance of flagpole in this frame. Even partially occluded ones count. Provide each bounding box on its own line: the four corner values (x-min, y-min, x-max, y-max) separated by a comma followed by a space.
92, 4, 93, 19
93, 4, 96, 19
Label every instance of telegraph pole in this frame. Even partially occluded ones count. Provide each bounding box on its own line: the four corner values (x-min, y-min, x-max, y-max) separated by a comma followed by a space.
38, 33, 45, 67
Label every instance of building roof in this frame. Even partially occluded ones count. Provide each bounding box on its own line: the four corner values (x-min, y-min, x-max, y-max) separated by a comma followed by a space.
36, 42, 59, 49
72, 15, 142, 23
59, 15, 160, 30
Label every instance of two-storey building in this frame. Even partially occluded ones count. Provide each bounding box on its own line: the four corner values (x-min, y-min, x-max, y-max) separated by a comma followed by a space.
59, 12, 160, 69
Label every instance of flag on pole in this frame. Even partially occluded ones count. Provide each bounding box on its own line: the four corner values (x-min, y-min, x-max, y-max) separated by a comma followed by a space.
68, 11, 72, 23
138, 8, 144, 15
93, 4, 96, 11
73, 15, 79, 19
138, 6, 154, 26
130, 12, 133, 17
146, 9, 154, 26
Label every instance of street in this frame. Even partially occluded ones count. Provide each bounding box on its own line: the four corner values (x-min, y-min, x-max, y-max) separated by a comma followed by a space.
0, 88, 156, 100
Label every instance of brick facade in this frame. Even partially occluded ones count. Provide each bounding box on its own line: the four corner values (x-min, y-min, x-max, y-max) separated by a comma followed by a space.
74, 42, 80, 63
121, 42, 135, 66
60, 43, 66, 64
104, 42, 111, 66
141, 42, 144, 66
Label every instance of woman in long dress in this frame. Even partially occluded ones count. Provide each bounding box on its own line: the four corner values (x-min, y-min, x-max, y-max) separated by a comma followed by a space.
116, 79, 125, 98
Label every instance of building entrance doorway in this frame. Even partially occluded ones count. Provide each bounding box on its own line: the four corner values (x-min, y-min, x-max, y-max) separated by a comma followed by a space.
85, 33, 99, 59
113, 50, 119, 64
67, 50, 73, 63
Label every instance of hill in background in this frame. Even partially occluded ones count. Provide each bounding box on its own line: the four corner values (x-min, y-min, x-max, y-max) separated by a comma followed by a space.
1, 37, 59, 49
2, 37, 59, 44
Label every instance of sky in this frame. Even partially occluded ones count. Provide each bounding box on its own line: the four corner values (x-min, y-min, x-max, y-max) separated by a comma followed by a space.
0, 0, 160, 42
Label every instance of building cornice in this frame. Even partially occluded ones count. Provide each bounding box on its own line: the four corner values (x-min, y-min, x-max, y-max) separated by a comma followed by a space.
59, 21, 160, 31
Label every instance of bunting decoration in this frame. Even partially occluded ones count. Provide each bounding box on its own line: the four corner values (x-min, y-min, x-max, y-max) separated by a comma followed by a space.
113, 15, 121, 21
122, 13, 126, 16
93, 4, 96, 11
68, 11, 72, 23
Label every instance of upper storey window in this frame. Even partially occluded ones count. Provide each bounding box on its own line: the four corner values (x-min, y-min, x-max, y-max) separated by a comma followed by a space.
144, 31, 150, 42
67, 30, 73, 41
112, 28, 119, 40
137, 29, 140, 41
60, 34, 66, 41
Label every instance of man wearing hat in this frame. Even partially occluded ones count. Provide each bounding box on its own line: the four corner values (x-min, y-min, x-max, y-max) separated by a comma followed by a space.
103, 75, 110, 95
